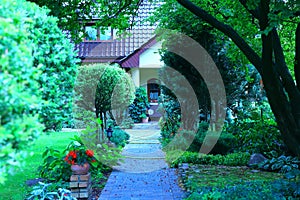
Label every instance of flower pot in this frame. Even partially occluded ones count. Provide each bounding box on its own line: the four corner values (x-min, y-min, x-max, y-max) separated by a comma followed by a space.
142, 117, 149, 123
71, 163, 90, 175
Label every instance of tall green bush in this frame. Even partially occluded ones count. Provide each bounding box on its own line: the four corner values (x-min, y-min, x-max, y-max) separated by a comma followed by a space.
0, 0, 79, 183
128, 87, 150, 123
27, 6, 78, 131
0, 0, 44, 183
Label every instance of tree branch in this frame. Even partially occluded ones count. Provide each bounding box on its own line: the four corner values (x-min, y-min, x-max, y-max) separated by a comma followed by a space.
176, 0, 263, 74
238, 0, 260, 19
295, 23, 300, 90
272, 28, 300, 99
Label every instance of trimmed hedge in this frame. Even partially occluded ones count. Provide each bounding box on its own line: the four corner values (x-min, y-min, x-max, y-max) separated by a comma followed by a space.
167, 151, 250, 167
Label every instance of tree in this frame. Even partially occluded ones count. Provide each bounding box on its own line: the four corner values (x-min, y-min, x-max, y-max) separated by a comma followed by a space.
151, 1, 262, 117
27, 0, 300, 155
173, 0, 300, 156
27, 0, 143, 43
95, 64, 135, 134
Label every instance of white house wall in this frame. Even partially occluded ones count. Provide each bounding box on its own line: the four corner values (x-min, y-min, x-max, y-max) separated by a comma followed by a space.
130, 68, 140, 87
139, 42, 163, 69
140, 69, 159, 87
128, 41, 163, 90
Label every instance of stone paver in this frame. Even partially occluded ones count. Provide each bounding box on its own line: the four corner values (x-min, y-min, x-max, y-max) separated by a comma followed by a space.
98, 123, 186, 200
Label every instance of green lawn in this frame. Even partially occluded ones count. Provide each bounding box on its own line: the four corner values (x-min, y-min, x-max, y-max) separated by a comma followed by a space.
0, 131, 79, 200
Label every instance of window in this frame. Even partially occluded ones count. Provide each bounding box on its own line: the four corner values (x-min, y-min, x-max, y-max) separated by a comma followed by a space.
85, 27, 98, 41
100, 28, 112, 40
84, 26, 113, 41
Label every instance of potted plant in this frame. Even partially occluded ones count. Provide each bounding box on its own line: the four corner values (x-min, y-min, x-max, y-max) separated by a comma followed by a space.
64, 141, 96, 174
129, 87, 150, 123
140, 113, 149, 123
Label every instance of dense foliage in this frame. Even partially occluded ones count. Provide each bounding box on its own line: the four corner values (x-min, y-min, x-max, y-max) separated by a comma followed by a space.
0, 0, 79, 183
27, 7, 78, 131
167, 151, 250, 167
161, 122, 237, 154
152, 1, 261, 116
28, 0, 143, 43
0, 0, 44, 184
95, 64, 135, 129
110, 126, 130, 147
172, 0, 300, 156
152, 1, 264, 153
128, 87, 150, 123
186, 180, 300, 200
38, 134, 111, 183
226, 101, 285, 155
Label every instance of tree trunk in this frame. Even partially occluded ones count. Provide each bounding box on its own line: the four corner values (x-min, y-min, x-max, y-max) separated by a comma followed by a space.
176, 0, 300, 156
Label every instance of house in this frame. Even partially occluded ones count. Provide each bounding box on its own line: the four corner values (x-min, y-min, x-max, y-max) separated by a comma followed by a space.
75, 1, 163, 120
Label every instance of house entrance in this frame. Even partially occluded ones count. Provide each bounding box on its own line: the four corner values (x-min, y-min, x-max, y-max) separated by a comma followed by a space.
147, 79, 160, 103
147, 79, 161, 121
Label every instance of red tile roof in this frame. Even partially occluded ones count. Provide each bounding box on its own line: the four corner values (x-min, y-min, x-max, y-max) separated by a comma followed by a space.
76, 0, 160, 65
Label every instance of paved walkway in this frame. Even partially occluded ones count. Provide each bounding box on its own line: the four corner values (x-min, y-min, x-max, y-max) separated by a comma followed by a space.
98, 123, 186, 200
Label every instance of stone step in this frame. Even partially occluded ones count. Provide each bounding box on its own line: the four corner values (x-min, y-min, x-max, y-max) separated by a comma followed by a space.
123, 156, 166, 159
128, 140, 160, 144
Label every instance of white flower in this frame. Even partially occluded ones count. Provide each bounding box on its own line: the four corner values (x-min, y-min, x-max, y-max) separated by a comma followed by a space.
73, 141, 81, 147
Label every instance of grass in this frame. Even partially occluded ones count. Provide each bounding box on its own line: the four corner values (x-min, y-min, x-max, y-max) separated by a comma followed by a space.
0, 131, 79, 200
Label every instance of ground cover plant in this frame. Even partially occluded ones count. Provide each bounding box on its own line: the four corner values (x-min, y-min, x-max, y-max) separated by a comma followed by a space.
179, 164, 300, 199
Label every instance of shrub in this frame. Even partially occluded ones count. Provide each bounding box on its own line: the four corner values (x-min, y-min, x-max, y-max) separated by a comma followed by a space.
74, 65, 105, 119
226, 102, 284, 155
258, 155, 300, 173
110, 126, 130, 147
163, 123, 237, 155
27, 6, 78, 131
158, 93, 181, 139
95, 64, 135, 126
119, 117, 135, 129
73, 106, 95, 129
129, 87, 150, 123
168, 151, 250, 167
188, 123, 237, 154
0, 0, 44, 184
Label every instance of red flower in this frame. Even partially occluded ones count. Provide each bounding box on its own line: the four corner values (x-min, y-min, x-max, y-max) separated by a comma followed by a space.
69, 151, 77, 158
86, 150, 94, 157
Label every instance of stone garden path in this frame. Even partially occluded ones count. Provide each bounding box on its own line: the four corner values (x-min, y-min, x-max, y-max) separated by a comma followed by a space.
98, 122, 186, 200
